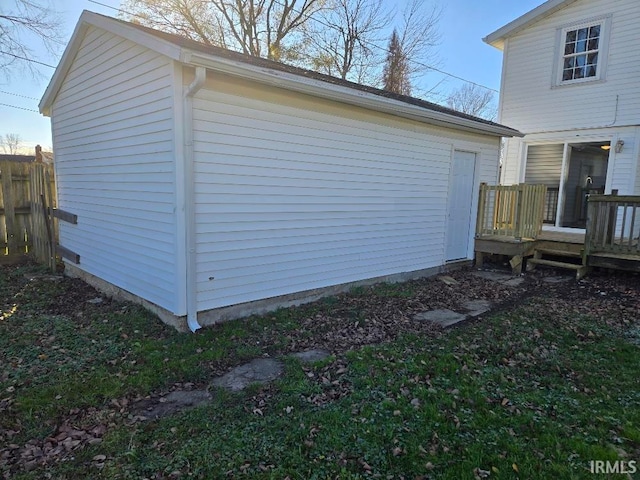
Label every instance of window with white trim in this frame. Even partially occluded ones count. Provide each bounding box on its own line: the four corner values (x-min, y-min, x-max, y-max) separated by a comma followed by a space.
559, 21, 603, 84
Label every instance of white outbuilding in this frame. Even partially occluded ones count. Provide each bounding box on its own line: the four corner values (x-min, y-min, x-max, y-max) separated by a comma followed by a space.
40, 11, 521, 331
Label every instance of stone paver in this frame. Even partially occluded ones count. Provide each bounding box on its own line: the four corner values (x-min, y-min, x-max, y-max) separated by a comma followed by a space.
291, 349, 331, 363
473, 271, 524, 287
438, 275, 459, 286
135, 390, 212, 420
414, 309, 468, 327
542, 276, 573, 284
502, 277, 525, 287
462, 299, 492, 317
472, 271, 513, 282
211, 358, 283, 392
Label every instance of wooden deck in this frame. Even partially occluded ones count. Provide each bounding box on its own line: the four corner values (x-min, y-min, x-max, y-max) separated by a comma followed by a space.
537, 230, 585, 244
475, 228, 640, 276
475, 187, 640, 277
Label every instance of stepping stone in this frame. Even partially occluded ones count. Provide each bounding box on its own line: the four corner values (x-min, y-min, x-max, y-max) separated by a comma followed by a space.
462, 299, 492, 317
414, 309, 467, 327
135, 390, 212, 420
211, 358, 283, 392
543, 276, 572, 284
439, 275, 459, 286
291, 349, 331, 363
473, 271, 523, 287
473, 271, 514, 282
502, 277, 524, 287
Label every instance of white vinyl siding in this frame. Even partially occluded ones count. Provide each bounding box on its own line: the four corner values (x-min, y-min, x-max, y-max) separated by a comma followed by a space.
51, 26, 178, 312
525, 144, 564, 185
192, 75, 498, 311
500, 0, 640, 133
500, 138, 524, 185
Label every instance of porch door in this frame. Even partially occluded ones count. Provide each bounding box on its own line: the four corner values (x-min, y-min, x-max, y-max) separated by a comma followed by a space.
446, 150, 476, 261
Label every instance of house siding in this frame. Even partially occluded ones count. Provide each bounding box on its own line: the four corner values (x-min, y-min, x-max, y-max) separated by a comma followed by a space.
192, 73, 499, 311
500, 0, 640, 133
524, 144, 564, 185
51, 26, 178, 313
498, 0, 640, 194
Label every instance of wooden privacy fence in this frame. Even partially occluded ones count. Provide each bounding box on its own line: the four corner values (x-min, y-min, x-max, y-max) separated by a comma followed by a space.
0, 160, 57, 270
585, 194, 640, 256
476, 183, 547, 240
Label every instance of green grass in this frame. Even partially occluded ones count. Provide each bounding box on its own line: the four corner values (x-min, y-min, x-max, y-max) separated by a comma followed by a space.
1, 264, 639, 479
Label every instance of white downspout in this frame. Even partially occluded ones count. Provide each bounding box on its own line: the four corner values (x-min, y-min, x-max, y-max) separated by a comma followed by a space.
184, 66, 206, 332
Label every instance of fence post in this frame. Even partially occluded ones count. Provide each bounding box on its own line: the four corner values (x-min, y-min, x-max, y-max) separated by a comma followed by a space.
1, 161, 18, 255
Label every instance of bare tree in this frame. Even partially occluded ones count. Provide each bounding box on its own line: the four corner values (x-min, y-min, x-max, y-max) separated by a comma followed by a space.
122, 0, 323, 62
0, 0, 63, 77
1, 133, 23, 154
123, 0, 443, 91
393, 0, 441, 86
446, 83, 497, 120
382, 30, 410, 95
123, 0, 226, 46
308, 0, 391, 83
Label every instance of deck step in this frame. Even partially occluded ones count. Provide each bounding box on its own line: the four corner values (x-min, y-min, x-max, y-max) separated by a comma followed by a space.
529, 258, 582, 269
535, 248, 582, 258
528, 258, 590, 279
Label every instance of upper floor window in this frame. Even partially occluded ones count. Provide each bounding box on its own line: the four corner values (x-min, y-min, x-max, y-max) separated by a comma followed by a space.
562, 24, 600, 81
556, 17, 611, 86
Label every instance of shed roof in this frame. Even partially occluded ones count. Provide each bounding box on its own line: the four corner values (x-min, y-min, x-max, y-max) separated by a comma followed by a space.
41, 11, 522, 138
484, 0, 580, 50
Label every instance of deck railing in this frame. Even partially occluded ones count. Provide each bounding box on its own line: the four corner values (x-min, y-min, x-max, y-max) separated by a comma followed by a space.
544, 186, 559, 224
476, 183, 547, 240
585, 194, 640, 256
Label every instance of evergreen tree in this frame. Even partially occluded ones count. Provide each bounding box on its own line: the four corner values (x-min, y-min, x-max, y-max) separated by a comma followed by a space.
382, 29, 411, 95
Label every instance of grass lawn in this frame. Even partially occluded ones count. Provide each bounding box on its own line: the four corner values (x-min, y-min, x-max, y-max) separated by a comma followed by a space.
1, 262, 639, 479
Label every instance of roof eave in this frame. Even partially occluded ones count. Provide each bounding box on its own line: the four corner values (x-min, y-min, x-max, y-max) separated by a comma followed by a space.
186, 51, 522, 138
483, 0, 578, 50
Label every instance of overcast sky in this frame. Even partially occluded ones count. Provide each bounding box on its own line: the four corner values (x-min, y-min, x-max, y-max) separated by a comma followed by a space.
0, 0, 543, 152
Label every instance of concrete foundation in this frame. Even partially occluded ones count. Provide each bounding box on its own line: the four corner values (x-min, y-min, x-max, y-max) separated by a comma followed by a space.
64, 260, 471, 332
63, 263, 189, 331
196, 264, 464, 327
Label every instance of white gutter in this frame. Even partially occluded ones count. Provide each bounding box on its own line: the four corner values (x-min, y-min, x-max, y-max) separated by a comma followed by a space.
184, 52, 522, 139
183, 66, 206, 332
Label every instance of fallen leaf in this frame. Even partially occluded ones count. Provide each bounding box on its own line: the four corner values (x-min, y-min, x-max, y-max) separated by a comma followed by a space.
473, 467, 490, 479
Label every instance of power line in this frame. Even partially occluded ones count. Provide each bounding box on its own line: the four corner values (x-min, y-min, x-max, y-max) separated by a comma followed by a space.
0, 90, 40, 101
268, 0, 499, 94
88, 0, 138, 18
87, 0, 498, 94
0, 102, 39, 113
0, 51, 56, 69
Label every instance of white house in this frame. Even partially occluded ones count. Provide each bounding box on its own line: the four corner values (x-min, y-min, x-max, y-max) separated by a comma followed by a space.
40, 11, 520, 332
485, 0, 640, 230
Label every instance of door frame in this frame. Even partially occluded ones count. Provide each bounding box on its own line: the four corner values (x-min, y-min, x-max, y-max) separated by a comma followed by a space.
520, 136, 614, 229
445, 148, 480, 262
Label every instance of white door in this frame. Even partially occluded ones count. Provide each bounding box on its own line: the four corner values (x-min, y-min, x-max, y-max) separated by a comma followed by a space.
446, 151, 476, 261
